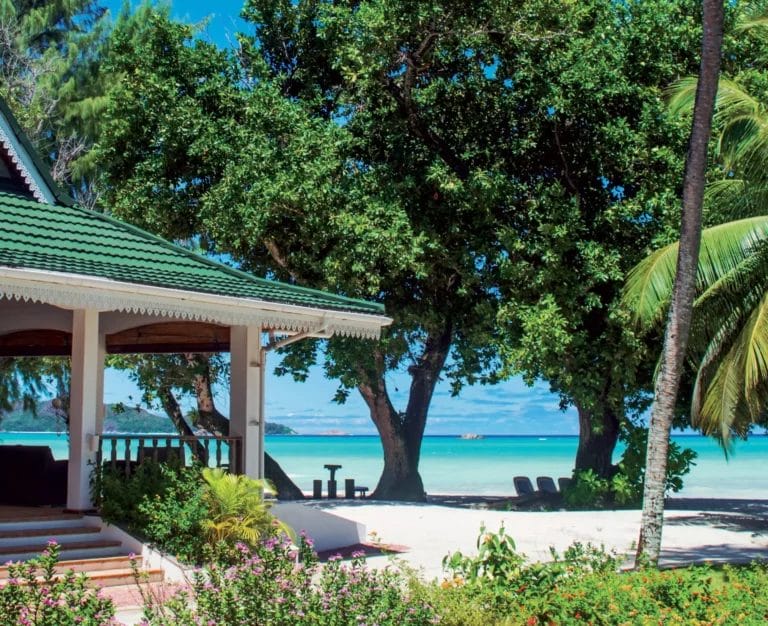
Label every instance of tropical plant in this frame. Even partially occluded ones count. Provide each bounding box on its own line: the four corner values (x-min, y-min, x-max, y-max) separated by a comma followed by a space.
633, 0, 725, 565
625, 217, 768, 440
626, 13, 768, 444
200, 468, 289, 548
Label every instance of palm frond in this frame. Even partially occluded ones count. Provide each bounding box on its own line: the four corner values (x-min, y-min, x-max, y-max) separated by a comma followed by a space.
705, 178, 768, 220
695, 339, 746, 441
667, 76, 698, 118
740, 292, 768, 414
737, 14, 768, 32
720, 116, 768, 182
624, 217, 768, 327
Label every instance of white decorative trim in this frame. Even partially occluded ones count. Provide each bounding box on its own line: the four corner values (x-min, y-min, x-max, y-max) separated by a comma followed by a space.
0, 124, 54, 204
0, 267, 390, 340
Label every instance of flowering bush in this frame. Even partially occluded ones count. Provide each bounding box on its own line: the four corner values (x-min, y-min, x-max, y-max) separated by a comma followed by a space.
140, 533, 439, 625
0, 542, 117, 626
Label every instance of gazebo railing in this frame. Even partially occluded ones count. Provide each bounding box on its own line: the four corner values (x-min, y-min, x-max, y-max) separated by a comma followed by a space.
97, 434, 242, 477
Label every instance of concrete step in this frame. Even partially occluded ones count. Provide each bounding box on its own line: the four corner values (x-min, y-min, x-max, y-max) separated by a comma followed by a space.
0, 539, 123, 563
0, 566, 163, 589
0, 555, 143, 578
0, 515, 85, 532
0, 525, 101, 546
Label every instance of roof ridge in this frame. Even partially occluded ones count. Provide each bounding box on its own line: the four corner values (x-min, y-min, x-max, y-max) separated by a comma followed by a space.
0, 100, 75, 207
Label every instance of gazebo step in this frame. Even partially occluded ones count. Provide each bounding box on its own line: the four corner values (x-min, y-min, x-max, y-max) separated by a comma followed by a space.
0, 525, 100, 546
0, 515, 84, 532
0, 566, 163, 589
0, 539, 123, 562
0, 555, 143, 578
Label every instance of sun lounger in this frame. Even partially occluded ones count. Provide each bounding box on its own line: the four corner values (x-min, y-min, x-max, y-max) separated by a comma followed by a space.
558, 477, 573, 492
536, 476, 558, 494
514, 476, 536, 496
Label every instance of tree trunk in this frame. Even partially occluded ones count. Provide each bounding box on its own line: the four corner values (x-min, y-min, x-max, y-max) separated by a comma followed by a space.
187, 354, 304, 500
636, 0, 724, 566
362, 326, 452, 501
574, 404, 620, 479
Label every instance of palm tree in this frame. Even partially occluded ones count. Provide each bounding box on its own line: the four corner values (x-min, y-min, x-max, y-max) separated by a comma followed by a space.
633, 0, 725, 566
628, 13, 768, 445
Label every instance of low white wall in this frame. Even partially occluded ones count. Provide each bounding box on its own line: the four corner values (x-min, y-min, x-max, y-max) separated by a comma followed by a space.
272, 503, 366, 552
88, 516, 188, 583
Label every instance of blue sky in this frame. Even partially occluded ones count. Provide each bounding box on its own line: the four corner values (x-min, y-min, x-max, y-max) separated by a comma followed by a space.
98, 0, 580, 436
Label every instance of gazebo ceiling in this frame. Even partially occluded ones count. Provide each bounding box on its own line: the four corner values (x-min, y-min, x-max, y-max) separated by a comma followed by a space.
0, 322, 231, 357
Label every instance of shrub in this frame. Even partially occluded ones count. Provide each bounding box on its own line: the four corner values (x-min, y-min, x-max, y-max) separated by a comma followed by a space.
564, 425, 697, 508
136, 464, 208, 563
436, 527, 768, 624
0, 542, 117, 625
140, 534, 440, 625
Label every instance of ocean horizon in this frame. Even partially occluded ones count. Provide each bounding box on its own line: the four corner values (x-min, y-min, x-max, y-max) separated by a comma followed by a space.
2, 431, 766, 500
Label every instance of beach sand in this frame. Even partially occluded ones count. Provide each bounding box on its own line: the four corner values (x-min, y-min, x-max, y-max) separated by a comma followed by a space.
313, 497, 768, 581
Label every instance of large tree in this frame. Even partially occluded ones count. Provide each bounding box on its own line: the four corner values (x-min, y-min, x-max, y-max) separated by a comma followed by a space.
634, 0, 724, 565
95, 0, 710, 499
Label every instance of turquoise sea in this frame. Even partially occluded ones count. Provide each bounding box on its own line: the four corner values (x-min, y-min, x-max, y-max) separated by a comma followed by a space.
2, 432, 766, 499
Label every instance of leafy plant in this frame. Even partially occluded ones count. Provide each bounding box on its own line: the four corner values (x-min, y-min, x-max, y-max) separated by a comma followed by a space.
563, 425, 697, 508
0, 542, 116, 625
140, 535, 438, 625
200, 468, 290, 549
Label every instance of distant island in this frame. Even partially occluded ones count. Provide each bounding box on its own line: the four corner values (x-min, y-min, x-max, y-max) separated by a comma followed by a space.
0, 401, 297, 435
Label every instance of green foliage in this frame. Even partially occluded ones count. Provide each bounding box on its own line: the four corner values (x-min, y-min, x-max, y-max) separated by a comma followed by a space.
136, 465, 208, 564
563, 426, 697, 508
431, 527, 768, 624
443, 524, 525, 597
0, 542, 116, 625
95, 462, 290, 564
94, 460, 209, 563
200, 467, 288, 550
140, 535, 439, 625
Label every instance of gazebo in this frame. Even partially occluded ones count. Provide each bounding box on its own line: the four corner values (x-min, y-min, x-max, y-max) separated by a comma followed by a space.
0, 98, 391, 512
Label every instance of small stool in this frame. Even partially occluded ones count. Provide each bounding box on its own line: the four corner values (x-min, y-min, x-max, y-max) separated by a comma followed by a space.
345, 478, 355, 499
312, 479, 322, 499
355, 486, 369, 499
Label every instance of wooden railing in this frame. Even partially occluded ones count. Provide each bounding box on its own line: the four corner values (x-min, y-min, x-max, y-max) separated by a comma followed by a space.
97, 434, 242, 477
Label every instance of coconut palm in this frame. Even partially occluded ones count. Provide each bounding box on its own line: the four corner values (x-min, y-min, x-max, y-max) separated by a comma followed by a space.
634, 0, 725, 565
628, 14, 768, 445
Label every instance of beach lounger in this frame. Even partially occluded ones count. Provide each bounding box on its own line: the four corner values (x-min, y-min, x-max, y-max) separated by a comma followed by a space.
558, 477, 573, 493
536, 476, 558, 494
514, 476, 536, 496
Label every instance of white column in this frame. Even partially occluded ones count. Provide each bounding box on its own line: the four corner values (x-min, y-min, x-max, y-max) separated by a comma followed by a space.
95, 334, 106, 436
67, 309, 101, 511
230, 325, 264, 479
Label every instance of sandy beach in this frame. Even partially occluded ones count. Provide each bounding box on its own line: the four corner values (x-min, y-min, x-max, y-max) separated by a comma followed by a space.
313, 497, 768, 580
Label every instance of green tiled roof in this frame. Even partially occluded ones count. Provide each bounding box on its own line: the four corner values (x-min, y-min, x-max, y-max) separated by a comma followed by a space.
0, 192, 384, 316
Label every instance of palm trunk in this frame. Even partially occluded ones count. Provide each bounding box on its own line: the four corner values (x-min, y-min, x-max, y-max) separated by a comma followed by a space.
363, 327, 451, 501
636, 0, 724, 565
